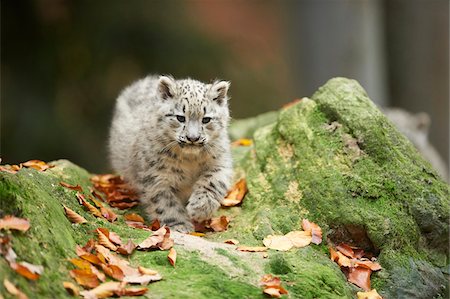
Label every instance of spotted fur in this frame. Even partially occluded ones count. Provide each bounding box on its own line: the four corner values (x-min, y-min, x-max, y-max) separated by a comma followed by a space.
109, 75, 232, 232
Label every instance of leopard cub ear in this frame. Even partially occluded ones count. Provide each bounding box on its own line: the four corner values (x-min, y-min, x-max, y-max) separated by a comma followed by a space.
157, 75, 177, 100
208, 80, 230, 106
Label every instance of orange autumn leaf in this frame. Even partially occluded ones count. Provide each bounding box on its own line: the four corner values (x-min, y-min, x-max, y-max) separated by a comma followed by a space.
124, 213, 145, 223
357, 289, 383, 299
138, 266, 158, 276
96, 229, 118, 251
79, 253, 103, 266
60, 182, 83, 192
137, 226, 173, 250
301, 219, 322, 245
78, 193, 103, 218
69, 258, 92, 270
284, 230, 312, 248
0, 165, 21, 174
209, 215, 230, 232
97, 228, 122, 245
189, 232, 206, 237
0, 215, 31, 232
263, 235, 293, 251
263, 287, 285, 298
63, 206, 87, 224
259, 274, 288, 298
70, 269, 100, 289
354, 260, 382, 272
168, 248, 176, 267
150, 219, 161, 231
114, 286, 148, 297
222, 178, 247, 207
236, 246, 268, 252
336, 243, 356, 258
10, 262, 43, 281
100, 264, 124, 281
63, 281, 79, 296
125, 221, 151, 230
348, 266, 372, 291
22, 160, 53, 171
4, 278, 28, 299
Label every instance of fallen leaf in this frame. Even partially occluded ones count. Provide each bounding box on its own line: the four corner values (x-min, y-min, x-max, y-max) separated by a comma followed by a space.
109, 201, 139, 209
96, 229, 118, 251
10, 262, 43, 280
209, 216, 229, 232
63, 206, 88, 224
336, 252, 352, 268
60, 182, 83, 192
97, 228, 122, 245
150, 219, 161, 231
63, 281, 79, 296
100, 207, 117, 222
354, 260, 382, 272
100, 264, 124, 281
22, 160, 53, 171
224, 239, 239, 245
167, 248, 176, 267
80, 281, 121, 299
90, 264, 106, 282
69, 269, 100, 289
124, 214, 145, 223
137, 226, 173, 250
0, 215, 31, 232
348, 266, 372, 291
263, 235, 293, 251
357, 289, 383, 299
0, 165, 21, 174
301, 219, 322, 244
4, 278, 28, 299
222, 178, 247, 207
79, 253, 103, 266
231, 138, 253, 147
336, 243, 355, 258
285, 230, 312, 248
114, 286, 148, 296
117, 239, 136, 255
260, 274, 288, 298
138, 266, 158, 276
236, 246, 267, 252
123, 273, 162, 285
126, 221, 151, 230
329, 246, 339, 262
78, 193, 103, 218
69, 258, 93, 270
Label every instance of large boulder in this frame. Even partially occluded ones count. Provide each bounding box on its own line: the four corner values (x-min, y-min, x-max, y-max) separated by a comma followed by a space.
0, 78, 448, 298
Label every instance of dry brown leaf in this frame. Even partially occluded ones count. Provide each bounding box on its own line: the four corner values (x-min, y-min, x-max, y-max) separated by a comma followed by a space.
189, 232, 206, 237
22, 160, 53, 171
80, 281, 121, 299
357, 289, 383, 299
69, 258, 92, 270
125, 221, 151, 230
78, 193, 103, 218
96, 229, 118, 251
260, 274, 288, 298
329, 246, 339, 262
336, 243, 355, 258
285, 231, 312, 248
301, 219, 322, 245
0, 165, 21, 174
100, 264, 124, 281
69, 269, 100, 289
209, 216, 229, 232
354, 260, 382, 272
117, 239, 136, 255
263, 287, 284, 298
63, 206, 88, 224
222, 178, 247, 207
236, 246, 268, 252
124, 213, 145, 223
123, 273, 162, 285
137, 226, 172, 250
150, 219, 161, 231
114, 286, 148, 297
97, 228, 122, 245
224, 239, 239, 245
263, 235, 293, 251
100, 207, 117, 222
138, 266, 158, 276
60, 182, 83, 192
109, 201, 139, 209
168, 248, 176, 267
0, 215, 30, 232
231, 138, 253, 147
348, 266, 372, 291
63, 281, 79, 296
336, 252, 352, 268
10, 262, 43, 280
79, 253, 103, 266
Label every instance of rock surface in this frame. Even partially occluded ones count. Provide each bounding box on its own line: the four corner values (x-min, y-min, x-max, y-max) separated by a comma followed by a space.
0, 78, 448, 298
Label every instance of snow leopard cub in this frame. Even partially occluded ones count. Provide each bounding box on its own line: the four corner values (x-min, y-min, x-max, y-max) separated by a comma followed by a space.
109, 75, 233, 232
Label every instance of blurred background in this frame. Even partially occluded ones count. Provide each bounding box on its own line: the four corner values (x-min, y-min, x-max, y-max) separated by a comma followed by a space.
1, 0, 449, 179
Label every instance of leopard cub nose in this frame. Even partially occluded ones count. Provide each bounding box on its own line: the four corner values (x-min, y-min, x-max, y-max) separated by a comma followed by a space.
187, 135, 200, 142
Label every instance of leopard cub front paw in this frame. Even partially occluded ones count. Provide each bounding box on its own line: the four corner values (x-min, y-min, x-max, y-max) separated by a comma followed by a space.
186, 196, 220, 222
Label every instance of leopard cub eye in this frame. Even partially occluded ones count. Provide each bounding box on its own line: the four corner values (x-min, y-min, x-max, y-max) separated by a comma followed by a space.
202, 117, 211, 124
176, 115, 186, 123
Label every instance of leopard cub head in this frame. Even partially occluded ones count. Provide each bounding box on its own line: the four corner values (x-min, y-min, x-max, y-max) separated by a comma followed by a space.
156, 75, 230, 151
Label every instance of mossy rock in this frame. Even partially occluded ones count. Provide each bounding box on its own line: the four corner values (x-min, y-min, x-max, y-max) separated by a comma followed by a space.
0, 78, 448, 299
